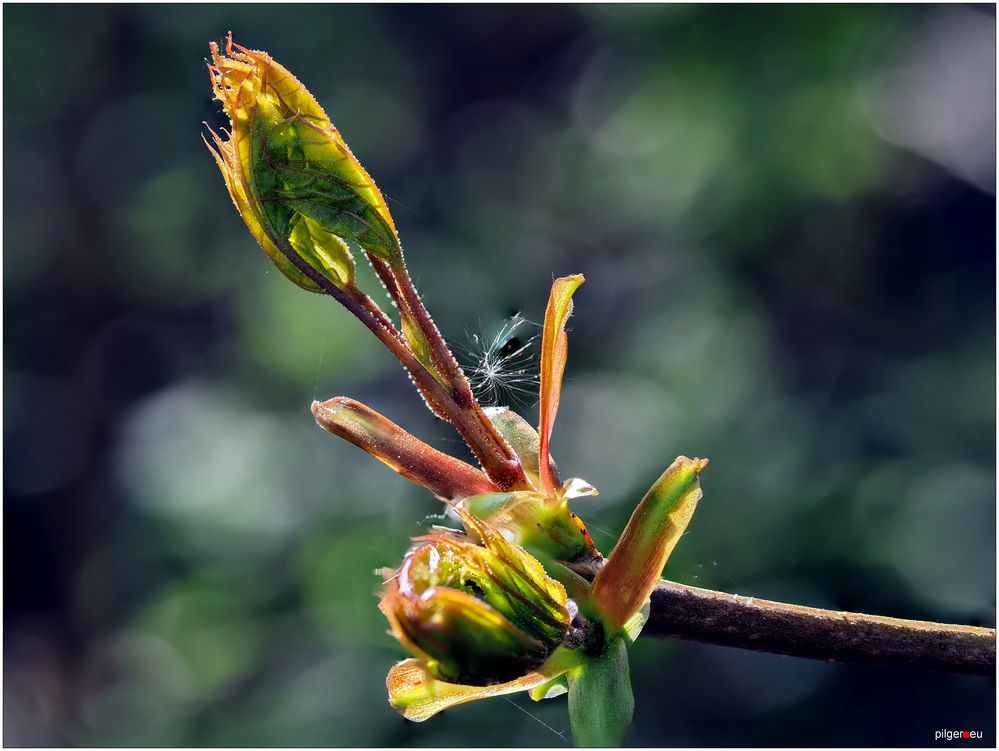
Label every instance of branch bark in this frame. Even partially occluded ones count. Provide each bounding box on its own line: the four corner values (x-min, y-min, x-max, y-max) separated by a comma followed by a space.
569, 562, 995, 676
645, 579, 995, 676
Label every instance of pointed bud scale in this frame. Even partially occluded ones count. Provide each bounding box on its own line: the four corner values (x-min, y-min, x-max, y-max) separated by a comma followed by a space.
538, 275, 584, 496
205, 34, 401, 291
590, 456, 707, 632
312, 397, 498, 500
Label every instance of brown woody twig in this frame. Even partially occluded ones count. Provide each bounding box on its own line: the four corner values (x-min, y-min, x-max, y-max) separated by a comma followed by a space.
571, 561, 995, 676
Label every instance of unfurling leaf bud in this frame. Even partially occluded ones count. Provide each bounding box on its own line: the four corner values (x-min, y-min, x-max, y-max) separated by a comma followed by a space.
204, 34, 401, 292
462, 407, 598, 563
380, 511, 571, 687
460, 490, 597, 564
311, 397, 497, 500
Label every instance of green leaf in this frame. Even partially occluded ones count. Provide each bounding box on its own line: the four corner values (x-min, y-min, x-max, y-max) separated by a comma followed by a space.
287, 213, 355, 288
206, 36, 404, 297
567, 637, 634, 747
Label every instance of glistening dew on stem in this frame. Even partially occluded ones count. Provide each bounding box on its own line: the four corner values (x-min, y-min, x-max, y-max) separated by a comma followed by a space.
205, 33, 707, 747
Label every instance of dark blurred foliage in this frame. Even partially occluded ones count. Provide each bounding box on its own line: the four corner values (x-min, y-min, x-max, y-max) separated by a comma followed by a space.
4, 4, 995, 746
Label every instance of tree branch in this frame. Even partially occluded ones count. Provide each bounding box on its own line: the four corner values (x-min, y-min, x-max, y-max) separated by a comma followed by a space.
645, 579, 995, 676
569, 562, 995, 676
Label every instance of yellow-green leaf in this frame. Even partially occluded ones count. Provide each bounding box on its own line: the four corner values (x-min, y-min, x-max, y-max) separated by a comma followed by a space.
287, 213, 355, 288
387, 648, 584, 722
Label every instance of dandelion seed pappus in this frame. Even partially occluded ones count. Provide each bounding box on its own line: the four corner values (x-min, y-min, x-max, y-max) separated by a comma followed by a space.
455, 314, 540, 409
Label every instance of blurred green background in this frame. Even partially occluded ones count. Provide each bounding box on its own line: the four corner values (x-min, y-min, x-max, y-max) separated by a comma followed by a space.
4, 4, 996, 746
